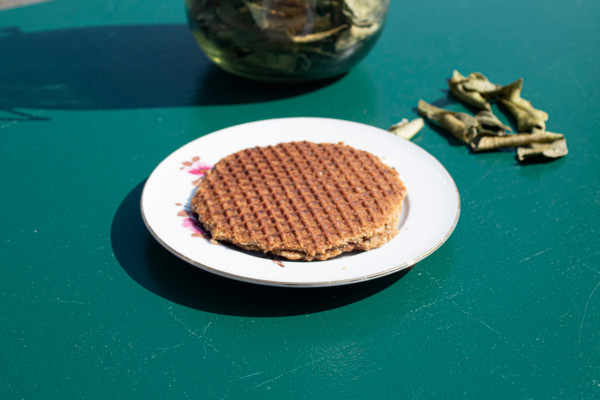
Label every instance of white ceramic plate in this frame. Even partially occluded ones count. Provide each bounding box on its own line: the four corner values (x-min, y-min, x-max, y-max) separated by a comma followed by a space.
141, 117, 460, 287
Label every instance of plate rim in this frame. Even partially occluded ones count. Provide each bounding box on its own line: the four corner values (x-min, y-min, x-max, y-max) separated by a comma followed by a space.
140, 117, 461, 287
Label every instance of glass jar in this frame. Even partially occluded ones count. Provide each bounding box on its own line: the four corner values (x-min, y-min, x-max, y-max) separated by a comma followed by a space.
185, 0, 389, 83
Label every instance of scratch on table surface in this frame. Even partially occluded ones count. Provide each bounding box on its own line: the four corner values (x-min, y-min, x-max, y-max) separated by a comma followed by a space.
412, 290, 462, 313
452, 302, 541, 370
155, 343, 185, 355
470, 159, 500, 189
0, 120, 18, 130
54, 297, 88, 305
251, 358, 325, 390
518, 247, 554, 264
389, 290, 465, 338
11, 144, 44, 158
229, 371, 264, 382
467, 193, 511, 209
408, 386, 426, 400
202, 321, 212, 335
92, 244, 109, 253
200, 322, 217, 354
559, 68, 589, 99
578, 278, 600, 345
167, 309, 218, 354
471, 316, 502, 335
408, 363, 456, 400
452, 301, 502, 335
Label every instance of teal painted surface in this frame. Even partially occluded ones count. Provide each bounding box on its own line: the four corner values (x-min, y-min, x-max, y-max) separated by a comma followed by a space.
1, 0, 599, 398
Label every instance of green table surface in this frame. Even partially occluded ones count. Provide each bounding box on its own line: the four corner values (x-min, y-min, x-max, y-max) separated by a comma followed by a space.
1, 0, 599, 398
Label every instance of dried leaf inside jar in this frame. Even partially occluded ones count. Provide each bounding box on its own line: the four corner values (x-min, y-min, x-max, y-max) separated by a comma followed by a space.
244, 0, 309, 33
343, 0, 385, 26
335, 23, 379, 52
188, 0, 388, 78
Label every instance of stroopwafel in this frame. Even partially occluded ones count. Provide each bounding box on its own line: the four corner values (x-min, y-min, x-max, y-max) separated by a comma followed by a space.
191, 141, 406, 261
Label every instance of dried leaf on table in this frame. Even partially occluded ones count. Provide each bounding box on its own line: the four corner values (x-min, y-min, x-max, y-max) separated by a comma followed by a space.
388, 118, 424, 140
417, 100, 510, 144
471, 130, 563, 152
419, 71, 567, 163
448, 70, 498, 110
498, 79, 548, 132
517, 138, 568, 162
474, 110, 512, 136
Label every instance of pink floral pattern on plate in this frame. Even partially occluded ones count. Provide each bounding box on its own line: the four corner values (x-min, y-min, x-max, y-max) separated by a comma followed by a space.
176, 156, 212, 238
180, 156, 212, 186
174, 155, 285, 267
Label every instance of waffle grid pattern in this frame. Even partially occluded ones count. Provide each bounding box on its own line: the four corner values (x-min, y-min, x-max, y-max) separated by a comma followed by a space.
192, 141, 406, 260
